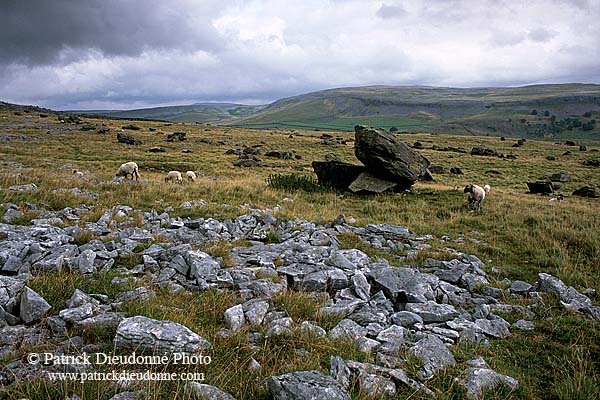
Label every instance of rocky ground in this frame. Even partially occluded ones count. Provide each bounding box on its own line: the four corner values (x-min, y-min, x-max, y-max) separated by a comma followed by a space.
1, 198, 598, 399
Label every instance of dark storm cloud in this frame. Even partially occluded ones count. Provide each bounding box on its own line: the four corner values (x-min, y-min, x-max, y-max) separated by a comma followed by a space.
0, 0, 225, 66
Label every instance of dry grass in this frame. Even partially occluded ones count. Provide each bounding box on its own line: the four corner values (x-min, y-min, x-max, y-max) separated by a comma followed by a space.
1, 111, 599, 399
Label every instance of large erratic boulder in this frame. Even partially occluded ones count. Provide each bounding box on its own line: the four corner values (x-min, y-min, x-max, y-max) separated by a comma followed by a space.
312, 126, 430, 193
354, 125, 430, 186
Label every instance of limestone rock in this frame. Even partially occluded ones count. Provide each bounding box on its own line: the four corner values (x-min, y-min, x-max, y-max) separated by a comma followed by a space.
19, 287, 52, 323
266, 370, 351, 400
114, 316, 211, 355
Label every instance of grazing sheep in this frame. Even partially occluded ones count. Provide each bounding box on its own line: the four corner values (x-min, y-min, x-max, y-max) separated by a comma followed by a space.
464, 184, 491, 211
165, 170, 183, 184
115, 161, 140, 180
72, 169, 84, 177
186, 170, 197, 182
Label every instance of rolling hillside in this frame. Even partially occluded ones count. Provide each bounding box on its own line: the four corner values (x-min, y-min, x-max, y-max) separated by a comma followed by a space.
37, 83, 600, 139
231, 84, 600, 138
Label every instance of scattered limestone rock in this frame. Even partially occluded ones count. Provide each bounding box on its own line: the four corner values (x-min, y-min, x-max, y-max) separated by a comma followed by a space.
114, 316, 211, 355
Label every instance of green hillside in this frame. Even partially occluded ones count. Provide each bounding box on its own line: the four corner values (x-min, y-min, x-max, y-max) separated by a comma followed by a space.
70, 84, 600, 138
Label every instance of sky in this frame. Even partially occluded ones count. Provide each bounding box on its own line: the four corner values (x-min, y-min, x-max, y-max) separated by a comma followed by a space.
1, 0, 599, 110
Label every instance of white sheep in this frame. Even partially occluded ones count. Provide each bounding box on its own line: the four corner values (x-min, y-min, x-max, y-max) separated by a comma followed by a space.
72, 169, 84, 177
115, 161, 140, 180
186, 170, 197, 182
165, 170, 183, 184
464, 184, 491, 211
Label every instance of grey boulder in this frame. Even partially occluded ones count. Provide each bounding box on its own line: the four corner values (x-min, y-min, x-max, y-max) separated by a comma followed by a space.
114, 316, 211, 355
19, 286, 52, 323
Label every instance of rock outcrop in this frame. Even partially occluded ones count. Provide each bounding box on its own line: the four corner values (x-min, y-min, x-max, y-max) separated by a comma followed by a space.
312, 126, 430, 193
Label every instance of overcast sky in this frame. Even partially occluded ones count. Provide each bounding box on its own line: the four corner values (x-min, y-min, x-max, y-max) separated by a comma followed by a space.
1, 0, 599, 110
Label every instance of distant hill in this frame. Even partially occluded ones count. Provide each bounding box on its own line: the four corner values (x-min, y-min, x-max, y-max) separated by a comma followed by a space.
231, 84, 600, 139
74, 103, 265, 124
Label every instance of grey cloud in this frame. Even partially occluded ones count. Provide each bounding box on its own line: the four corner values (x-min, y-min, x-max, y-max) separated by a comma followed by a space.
0, 0, 226, 66
528, 28, 556, 43
488, 29, 526, 47
376, 4, 407, 19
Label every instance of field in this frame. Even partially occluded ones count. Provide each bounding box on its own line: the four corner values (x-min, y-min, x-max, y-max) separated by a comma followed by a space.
0, 109, 599, 399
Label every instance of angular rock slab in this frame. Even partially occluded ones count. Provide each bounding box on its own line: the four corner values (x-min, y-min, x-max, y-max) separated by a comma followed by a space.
19, 287, 52, 323
266, 370, 351, 400
114, 316, 211, 355
348, 172, 398, 194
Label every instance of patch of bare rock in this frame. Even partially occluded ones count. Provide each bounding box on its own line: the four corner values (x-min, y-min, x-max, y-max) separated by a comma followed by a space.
0, 202, 598, 398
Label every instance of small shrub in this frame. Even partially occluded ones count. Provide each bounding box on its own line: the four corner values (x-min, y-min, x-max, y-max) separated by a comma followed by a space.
267, 173, 327, 193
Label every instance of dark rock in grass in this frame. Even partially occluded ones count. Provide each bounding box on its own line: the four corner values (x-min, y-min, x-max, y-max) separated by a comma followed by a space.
572, 186, 598, 198
471, 147, 502, 158
233, 159, 260, 167
546, 156, 556, 161
526, 181, 553, 194
548, 172, 571, 182
265, 150, 296, 160
79, 124, 96, 131
460, 368, 519, 399
429, 165, 446, 174
121, 124, 140, 130
485, 170, 502, 175
266, 370, 351, 400
565, 140, 576, 146
563, 151, 572, 156
582, 159, 599, 167
166, 131, 186, 142
312, 161, 365, 190
117, 132, 141, 145
450, 167, 464, 175
579, 145, 587, 151
97, 127, 110, 134
354, 125, 430, 187
147, 147, 166, 153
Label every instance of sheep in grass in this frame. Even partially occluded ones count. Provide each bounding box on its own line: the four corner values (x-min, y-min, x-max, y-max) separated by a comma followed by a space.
72, 169, 84, 177
165, 170, 183, 184
186, 170, 197, 182
464, 184, 491, 211
115, 162, 140, 180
